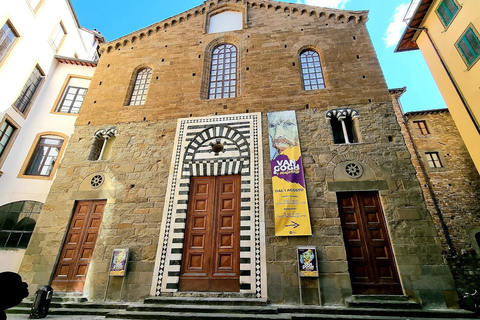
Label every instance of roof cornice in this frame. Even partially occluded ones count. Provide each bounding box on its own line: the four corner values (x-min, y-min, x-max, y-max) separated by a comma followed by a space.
395, 0, 434, 52
404, 108, 449, 117
100, 0, 368, 54
55, 55, 98, 67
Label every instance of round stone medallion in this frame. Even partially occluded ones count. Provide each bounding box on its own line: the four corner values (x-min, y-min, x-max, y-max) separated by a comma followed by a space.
345, 162, 363, 179
90, 174, 104, 188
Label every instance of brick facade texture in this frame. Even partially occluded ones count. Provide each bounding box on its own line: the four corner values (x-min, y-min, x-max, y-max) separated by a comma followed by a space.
20, 0, 458, 308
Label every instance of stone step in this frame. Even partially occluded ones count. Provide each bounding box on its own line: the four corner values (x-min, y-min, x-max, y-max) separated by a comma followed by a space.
350, 294, 410, 302
344, 295, 422, 310
277, 305, 478, 319
127, 303, 279, 314
106, 311, 291, 319
288, 314, 478, 320
7, 306, 112, 316
144, 296, 268, 306
52, 292, 88, 303
17, 299, 128, 310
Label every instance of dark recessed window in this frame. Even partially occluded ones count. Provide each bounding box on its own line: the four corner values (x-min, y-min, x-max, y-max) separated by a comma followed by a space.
208, 43, 237, 99
326, 109, 359, 144
129, 68, 152, 105
0, 201, 42, 249
456, 26, 480, 67
56, 86, 88, 114
14, 65, 44, 114
0, 20, 19, 63
436, 0, 459, 27
300, 50, 325, 90
331, 115, 356, 144
425, 152, 443, 168
0, 120, 16, 158
413, 120, 430, 135
25, 136, 64, 176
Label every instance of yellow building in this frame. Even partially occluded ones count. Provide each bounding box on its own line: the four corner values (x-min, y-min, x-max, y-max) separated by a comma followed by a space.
396, 0, 480, 173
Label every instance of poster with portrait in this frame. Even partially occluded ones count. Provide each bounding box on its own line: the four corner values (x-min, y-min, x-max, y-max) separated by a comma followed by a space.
109, 248, 129, 276
297, 246, 319, 277
267, 110, 312, 236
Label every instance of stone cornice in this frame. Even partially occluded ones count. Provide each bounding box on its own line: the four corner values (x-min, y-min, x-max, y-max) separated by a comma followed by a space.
100, 0, 368, 54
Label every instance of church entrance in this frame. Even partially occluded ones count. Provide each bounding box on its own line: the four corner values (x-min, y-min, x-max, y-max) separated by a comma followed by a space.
179, 175, 241, 292
338, 192, 402, 295
51, 200, 106, 292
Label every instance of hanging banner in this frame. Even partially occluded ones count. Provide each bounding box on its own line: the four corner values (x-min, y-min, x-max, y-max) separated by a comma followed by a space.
267, 110, 312, 236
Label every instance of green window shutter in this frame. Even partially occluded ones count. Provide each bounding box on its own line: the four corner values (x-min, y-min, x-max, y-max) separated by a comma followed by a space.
465, 29, 480, 56
457, 28, 480, 66
445, 0, 458, 15
437, 0, 458, 27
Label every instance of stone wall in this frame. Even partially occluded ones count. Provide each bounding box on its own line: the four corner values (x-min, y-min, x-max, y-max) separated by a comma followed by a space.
20, 0, 458, 308
391, 97, 480, 305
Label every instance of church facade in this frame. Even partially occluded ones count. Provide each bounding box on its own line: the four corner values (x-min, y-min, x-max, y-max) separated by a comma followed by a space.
20, 0, 458, 308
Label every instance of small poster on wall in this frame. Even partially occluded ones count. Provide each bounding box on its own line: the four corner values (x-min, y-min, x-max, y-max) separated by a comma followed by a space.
109, 248, 129, 277
297, 246, 319, 277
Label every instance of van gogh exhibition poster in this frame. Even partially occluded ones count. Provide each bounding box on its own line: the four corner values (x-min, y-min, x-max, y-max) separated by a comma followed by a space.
267, 110, 312, 236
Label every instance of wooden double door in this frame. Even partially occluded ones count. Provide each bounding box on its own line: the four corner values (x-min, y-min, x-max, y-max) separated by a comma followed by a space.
338, 192, 402, 295
52, 200, 105, 292
179, 175, 241, 292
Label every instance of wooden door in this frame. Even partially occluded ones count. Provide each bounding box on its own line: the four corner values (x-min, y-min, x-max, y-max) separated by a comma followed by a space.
179, 175, 241, 292
52, 200, 106, 292
338, 192, 402, 295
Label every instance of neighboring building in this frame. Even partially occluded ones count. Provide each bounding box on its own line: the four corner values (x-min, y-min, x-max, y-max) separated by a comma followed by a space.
391, 87, 480, 306
0, 0, 103, 272
20, 0, 458, 309
396, 0, 480, 173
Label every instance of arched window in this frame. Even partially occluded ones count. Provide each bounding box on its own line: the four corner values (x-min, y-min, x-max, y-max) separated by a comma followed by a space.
89, 128, 118, 161
208, 44, 237, 99
0, 201, 42, 248
326, 108, 359, 144
300, 50, 325, 90
129, 68, 152, 105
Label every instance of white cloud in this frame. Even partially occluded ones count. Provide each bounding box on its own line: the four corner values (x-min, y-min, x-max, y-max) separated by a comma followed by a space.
384, 3, 409, 48
296, 0, 350, 9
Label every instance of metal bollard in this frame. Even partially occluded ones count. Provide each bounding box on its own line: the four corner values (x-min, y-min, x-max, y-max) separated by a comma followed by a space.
29, 286, 53, 319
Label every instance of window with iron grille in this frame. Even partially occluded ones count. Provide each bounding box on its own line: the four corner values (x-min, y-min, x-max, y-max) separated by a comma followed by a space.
56, 86, 87, 114
129, 68, 152, 105
425, 152, 443, 168
25, 136, 64, 176
208, 44, 237, 99
13, 65, 44, 114
0, 201, 42, 249
0, 120, 16, 158
436, 0, 459, 27
456, 26, 480, 67
300, 50, 325, 90
49, 22, 66, 52
0, 21, 19, 63
413, 120, 430, 135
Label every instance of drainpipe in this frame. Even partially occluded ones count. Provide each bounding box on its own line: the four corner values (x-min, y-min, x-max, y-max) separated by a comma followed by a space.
408, 26, 480, 135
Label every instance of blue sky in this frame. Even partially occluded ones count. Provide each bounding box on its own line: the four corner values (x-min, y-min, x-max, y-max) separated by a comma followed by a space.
70, 0, 446, 112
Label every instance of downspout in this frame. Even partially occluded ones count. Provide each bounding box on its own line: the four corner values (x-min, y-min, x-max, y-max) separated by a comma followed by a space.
408, 26, 480, 135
